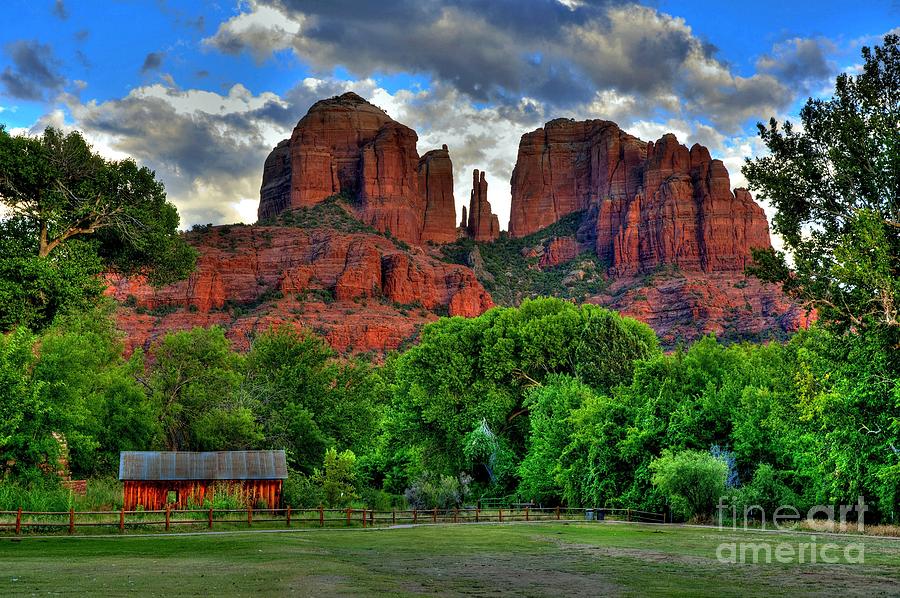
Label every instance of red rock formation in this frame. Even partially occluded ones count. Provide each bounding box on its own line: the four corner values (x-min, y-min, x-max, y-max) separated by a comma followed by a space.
509, 119, 646, 237
106, 225, 493, 355
539, 236, 580, 268
509, 119, 771, 275
258, 92, 459, 245
589, 271, 812, 346
417, 144, 458, 244
258, 139, 291, 222
466, 169, 500, 242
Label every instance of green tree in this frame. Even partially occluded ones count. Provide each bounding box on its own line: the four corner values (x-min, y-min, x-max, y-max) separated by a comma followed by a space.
0, 126, 196, 330
244, 325, 385, 473
743, 34, 900, 333
650, 450, 727, 520
312, 448, 358, 507
384, 298, 659, 495
517, 375, 598, 504
147, 326, 257, 450
31, 303, 160, 476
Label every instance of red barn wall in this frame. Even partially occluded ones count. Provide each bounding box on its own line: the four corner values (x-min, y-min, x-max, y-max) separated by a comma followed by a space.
123, 480, 282, 510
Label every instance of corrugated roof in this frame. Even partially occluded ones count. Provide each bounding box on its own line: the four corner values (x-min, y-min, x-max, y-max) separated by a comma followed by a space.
118, 451, 288, 481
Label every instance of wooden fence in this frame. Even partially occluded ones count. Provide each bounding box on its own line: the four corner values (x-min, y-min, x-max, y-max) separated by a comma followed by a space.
0, 506, 665, 535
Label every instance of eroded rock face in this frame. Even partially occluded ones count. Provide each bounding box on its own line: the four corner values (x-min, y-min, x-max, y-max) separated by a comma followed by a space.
589, 271, 813, 347
258, 139, 292, 222
106, 225, 493, 355
509, 120, 771, 275
417, 145, 458, 244
466, 169, 501, 242
258, 92, 459, 246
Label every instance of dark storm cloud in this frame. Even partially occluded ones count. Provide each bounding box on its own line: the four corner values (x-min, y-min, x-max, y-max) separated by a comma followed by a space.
756, 38, 835, 88
141, 52, 164, 73
0, 40, 65, 101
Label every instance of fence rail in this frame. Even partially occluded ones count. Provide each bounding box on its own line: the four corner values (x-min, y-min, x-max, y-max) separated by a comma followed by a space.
0, 505, 665, 535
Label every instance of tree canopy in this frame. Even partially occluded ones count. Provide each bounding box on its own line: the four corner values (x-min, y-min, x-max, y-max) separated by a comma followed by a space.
744, 34, 900, 334
0, 126, 196, 330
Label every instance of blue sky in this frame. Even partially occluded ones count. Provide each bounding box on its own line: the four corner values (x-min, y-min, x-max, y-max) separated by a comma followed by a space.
1, 0, 897, 228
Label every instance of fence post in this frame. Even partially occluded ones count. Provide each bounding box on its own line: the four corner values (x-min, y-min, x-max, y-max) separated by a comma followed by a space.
362, 508, 368, 528
120, 508, 125, 533
432, 507, 437, 524
499, 508, 503, 523
392, 509, 396, 525
556, 506, 560, 520
475, 508, 479, 523
165, 505, 170, 532
15, 507, 21, 535
208, 508, 213, 529
370, 510, 374, 526
454, 508, 458, 524
69, 507, 75, 535
627, 508, 631, 522
286, 506, 291, 527
413, 509, 417, 524
346, 507, 351, 526
319, 505, 324, 527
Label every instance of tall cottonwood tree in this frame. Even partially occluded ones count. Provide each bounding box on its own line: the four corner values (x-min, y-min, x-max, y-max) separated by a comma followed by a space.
0, 126, 196, 330
744, 34, 900, 333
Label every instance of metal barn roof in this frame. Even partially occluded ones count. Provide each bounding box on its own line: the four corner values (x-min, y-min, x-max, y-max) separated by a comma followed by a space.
118, 451, 288, 481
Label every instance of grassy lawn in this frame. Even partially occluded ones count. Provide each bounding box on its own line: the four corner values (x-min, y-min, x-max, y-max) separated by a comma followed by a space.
0, 522, 898, 596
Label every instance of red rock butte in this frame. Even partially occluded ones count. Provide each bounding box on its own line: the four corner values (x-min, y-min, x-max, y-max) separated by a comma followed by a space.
259, 92, 459, 245
509, 119, 771, 275
107, 92, 807, 355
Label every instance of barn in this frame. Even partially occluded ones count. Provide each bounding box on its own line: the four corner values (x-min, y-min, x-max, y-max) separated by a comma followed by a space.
119, 450, 288, 510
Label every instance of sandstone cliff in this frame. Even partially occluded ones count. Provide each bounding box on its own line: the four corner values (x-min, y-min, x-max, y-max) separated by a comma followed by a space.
466, 169, 501, 242
258, 92, 459, 245
417, 145, 458, 244
107, 225, 492, 355
509, 119, 771, 275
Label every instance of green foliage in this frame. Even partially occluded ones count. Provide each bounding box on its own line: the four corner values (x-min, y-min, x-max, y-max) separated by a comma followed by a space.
282, 472, 325, 508
312, 448, 358, 507
403, 473, 473, 509
147, 326, 255, 450
516, 376, 598, 503
384, 298, 659, 495
650, 450, 727, 520
245, 325, 386, 473
441, 212, 609, 304
0, 219, 104, 332
743, 34, 900, 332
0, 127, 197, 331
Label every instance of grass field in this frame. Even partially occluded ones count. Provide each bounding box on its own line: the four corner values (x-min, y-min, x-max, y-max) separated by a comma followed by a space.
1, 522, 898, 596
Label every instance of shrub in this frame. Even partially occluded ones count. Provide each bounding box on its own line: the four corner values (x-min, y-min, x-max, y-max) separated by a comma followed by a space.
404, 473, 473, 510
650, 450, 727, 521
282, 472, 324, 508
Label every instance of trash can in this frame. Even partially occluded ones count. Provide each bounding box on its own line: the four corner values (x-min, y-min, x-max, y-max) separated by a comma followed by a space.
597, 508, 605, 521
585, 509, 595, 521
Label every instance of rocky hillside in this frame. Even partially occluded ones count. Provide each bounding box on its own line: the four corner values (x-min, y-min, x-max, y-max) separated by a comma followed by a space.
107, 198, 492, 355
110, 92, 809, 354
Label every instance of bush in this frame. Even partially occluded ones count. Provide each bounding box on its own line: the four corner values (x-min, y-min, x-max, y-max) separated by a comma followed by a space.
404, 473, 473, 510
0, 480, 74, 511
282, 472, 324, 508
733, 464, 799, 519
650, 450, 727, 521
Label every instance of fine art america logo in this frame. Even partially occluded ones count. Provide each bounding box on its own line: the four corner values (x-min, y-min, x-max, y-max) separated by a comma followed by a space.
714, 496, 867, 564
